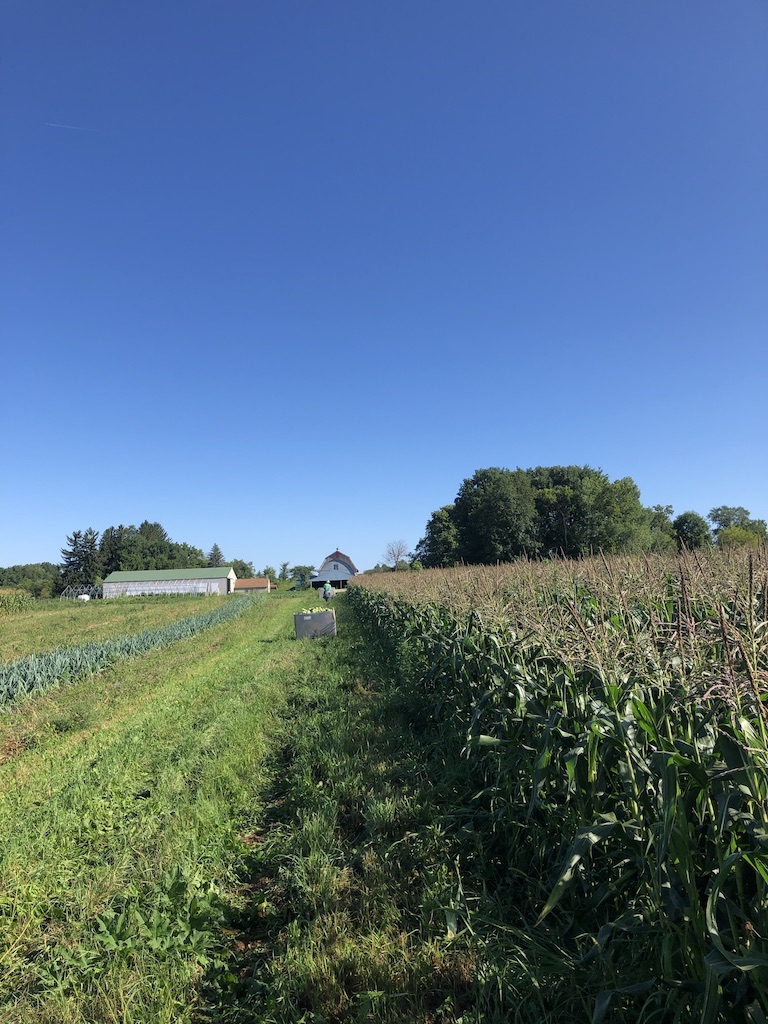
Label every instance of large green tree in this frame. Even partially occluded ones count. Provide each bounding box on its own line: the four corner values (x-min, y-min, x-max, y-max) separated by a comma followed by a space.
170, 542, 207, 568
716, 526, 764, 549
59, 528, 102, 589
608, 476, 657, 553
230, 559, 255, 578
415, 466, 713, 567
134, 521, 174, 569
290, 565, 315, 589
453, 468, 538, 563
672, 511, 712, 550
529, 465, 584, 556
708, 506, 767, 546
527, 466, 653, 556
414, 506, 460, 568
138, 521, 169, 544
646, 505, 677, 553
99, 523, 205, 573
99, 525, 133, 575
0, 562, 59, 598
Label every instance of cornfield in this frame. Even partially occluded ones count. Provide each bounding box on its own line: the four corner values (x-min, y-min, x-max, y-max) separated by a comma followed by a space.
347, 546, 768, 1021
0, 589, 35, 616
0, 596, 261, 706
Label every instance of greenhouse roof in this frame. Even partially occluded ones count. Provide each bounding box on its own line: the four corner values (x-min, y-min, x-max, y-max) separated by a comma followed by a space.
104, 568, 235, 582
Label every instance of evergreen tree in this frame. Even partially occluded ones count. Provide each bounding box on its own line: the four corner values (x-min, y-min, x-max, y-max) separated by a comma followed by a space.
207, 544, 225, 567
59, 528, 102, 588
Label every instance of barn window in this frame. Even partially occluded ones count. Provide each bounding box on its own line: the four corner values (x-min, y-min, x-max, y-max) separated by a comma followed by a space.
334, 563, 339, 570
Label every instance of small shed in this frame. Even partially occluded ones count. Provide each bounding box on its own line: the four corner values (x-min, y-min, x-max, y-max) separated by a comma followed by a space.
103, 567, 237, 598
311, 549, 358, 590
234, 577, 272, 593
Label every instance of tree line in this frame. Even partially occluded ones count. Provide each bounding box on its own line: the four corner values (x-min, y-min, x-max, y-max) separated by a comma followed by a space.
0, 522, 248, 597
0, 521, 315, 597
57, 521, 259, 593
414, 465, 767, 567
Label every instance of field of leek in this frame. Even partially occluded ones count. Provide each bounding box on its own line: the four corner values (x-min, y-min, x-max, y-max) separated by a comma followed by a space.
0, 598, 257, 707
0, 594, 228, 662
346, 547, 768, 1021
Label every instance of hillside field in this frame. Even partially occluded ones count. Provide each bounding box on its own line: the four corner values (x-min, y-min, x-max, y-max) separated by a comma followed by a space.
2, 552, 767, 1023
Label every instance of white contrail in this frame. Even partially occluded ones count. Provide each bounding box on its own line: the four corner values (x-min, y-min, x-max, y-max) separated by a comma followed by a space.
44, 122, 97, 132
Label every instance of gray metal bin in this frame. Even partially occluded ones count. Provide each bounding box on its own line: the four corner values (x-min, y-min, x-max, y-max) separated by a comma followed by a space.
294, 609, 337, 638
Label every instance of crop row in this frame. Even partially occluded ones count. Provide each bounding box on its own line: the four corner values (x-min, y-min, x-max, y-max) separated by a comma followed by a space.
0, 589, 36, 616
346, 559, 768, 1023
0, 596, 261, 706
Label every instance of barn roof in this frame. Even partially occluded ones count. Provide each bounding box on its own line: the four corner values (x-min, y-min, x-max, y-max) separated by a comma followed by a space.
104, 568, 235, 582
322, 550, 359, 573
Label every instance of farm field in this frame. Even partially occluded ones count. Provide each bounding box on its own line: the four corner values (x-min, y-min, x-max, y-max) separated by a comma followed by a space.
346, 546, 768, 1021
0, 595, 231, 662
3, 554, 767, 1023
1, 593, 309, 1022
3, 590, 502, 1024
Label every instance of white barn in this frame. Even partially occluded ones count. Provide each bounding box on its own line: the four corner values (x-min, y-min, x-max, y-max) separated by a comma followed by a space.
103, 567, 236, 598
311, 549, 358, 590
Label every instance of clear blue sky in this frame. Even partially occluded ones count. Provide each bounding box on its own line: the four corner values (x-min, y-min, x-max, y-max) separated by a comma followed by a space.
2, 2, 766, 572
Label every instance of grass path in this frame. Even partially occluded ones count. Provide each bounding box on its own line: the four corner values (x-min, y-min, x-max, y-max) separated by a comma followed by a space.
207, 597, 486, 1024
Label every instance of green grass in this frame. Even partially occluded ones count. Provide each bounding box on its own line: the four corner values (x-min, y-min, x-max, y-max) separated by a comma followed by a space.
0, 594, 312, 1023
211, 597, 495, 1024
0, 598, 259, 707
0, 595, 231, 662
2, 591, 503, 1023
8, 560, 764, 1023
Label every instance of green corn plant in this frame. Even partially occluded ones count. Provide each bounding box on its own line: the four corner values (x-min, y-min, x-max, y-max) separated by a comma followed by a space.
347, 547, 768, 1021
0, 588, 35, 615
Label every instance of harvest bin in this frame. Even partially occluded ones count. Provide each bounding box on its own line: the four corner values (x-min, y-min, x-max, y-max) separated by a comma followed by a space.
294, 609, 337, 638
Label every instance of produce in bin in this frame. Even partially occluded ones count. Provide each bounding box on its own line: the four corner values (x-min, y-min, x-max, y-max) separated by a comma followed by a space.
294, 607, 337, 638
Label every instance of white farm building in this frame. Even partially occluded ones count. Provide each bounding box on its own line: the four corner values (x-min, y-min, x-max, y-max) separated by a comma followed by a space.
103, 568, 236, 598
311, 549, 359, 590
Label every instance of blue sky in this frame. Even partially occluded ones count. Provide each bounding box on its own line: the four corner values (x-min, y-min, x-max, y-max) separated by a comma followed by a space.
2, 1, 766, 572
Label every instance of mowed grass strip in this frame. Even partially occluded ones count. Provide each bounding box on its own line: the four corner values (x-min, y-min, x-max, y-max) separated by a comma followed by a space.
1, 594, 314, 1024
212, 596, 484, 1024
0, 595, 232, 662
